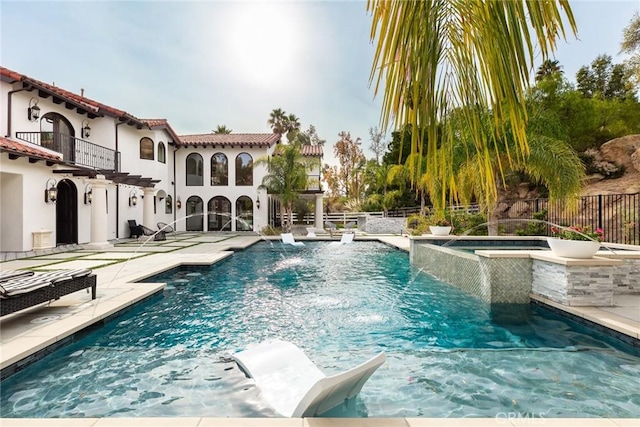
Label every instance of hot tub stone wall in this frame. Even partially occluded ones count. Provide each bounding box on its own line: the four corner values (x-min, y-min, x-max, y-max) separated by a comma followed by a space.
411, 242, 532, 303
532, 261, 614, 306
612, 258, 640, 294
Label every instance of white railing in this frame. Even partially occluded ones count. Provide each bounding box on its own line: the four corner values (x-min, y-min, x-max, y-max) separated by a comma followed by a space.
274, 211, 384, 225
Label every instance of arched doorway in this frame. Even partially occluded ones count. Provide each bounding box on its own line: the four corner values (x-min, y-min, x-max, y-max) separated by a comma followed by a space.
41, 112, 75, 162
208, 196, 231, 231
236, 196, 254, 231
185, 196, 203, 231
56, 179, 78, 244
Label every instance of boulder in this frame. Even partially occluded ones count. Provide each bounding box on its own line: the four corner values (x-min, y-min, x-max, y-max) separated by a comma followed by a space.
632, 148, 640, 174
599, 134, 640, 172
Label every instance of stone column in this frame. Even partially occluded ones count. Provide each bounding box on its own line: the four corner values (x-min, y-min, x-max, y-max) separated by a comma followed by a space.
143, 187, 155, 229
314, 193, 324, 229
86, 175, 113, 250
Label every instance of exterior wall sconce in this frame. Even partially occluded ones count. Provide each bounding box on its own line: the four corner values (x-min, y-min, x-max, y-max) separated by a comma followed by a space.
84, 184, 92, 205
256, 196, 260, 209
81, 119, 91, 139
129, 189, 138, 206
176, 197, 182, 209
44, 178, 58, 203
28, 98, 41, 122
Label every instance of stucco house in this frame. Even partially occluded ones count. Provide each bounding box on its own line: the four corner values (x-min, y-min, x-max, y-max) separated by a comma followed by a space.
0, 66, 324, 253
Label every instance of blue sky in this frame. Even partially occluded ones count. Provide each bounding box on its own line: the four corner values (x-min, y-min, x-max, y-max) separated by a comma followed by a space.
1, 0, 638, 165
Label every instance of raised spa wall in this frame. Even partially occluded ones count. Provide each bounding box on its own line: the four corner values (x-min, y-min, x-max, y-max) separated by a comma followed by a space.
410, 237, 640, 306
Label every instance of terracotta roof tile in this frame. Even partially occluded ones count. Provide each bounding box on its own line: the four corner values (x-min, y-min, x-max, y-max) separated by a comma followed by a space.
0, 136, 62, 161
141, 118, 181, 142
301, 145, 324, 157
0, 66, 143, 125
177, 133, 281, 147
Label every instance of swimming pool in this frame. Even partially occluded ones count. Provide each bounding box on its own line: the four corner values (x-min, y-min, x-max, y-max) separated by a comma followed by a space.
1, 241, 639, 418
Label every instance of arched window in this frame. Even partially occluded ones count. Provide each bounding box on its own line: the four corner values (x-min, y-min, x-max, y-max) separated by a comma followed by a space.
236, 196, 254, 231
186, 153, 203, 186
185, 196, 203, 231
140, 137, 154, 160
211, 153, 228, 186
235, 153, 253, 186
208, 196, 231, 231
165, 195, 173, 214
158, 142, 166, 163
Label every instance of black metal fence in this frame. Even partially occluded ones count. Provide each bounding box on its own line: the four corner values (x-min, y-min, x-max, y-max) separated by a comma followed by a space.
389, 193, 639, 244
15, 131, 120, 171
505, 193, 639, 245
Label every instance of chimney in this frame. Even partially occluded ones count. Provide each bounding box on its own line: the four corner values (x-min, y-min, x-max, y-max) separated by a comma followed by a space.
80, 88, 85, 97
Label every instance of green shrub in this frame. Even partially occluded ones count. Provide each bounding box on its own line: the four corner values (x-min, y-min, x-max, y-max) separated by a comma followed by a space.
451, 212, 488, 235
515, 209, 548, 236
406, 214, 430, 235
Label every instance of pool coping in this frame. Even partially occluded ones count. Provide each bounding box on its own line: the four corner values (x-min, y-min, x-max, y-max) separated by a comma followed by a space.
1, 235, 639, 425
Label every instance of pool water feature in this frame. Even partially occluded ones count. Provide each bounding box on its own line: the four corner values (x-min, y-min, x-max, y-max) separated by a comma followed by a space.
1, 242, 639, 418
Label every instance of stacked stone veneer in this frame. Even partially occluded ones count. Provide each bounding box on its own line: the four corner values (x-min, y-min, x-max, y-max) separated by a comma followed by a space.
359, 217, 406, 234
532, 261, 615, 306
411, 242, 532, 303
609, 257, 640, 294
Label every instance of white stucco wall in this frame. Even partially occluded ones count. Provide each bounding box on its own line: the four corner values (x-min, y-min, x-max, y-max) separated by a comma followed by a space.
174, 145, 271, 232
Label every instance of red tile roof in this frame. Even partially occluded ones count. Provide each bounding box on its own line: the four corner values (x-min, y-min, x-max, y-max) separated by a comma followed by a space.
0, 66, 149, 128
0, 136, 62, 161
177, 133, 281, 147
301, 145, 324, 157
141, 119, 181, 143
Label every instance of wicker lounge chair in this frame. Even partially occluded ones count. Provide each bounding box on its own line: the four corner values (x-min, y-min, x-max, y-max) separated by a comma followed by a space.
0, 269, 97, 317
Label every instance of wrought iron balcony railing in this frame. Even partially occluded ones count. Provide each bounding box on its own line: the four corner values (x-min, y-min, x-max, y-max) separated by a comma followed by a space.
15, 131, 120, 171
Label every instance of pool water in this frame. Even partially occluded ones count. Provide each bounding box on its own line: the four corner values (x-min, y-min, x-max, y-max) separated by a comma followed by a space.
1, 242, 639, 418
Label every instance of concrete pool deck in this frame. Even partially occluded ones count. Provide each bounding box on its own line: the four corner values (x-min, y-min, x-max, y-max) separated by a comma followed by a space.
1, 233, 638, 426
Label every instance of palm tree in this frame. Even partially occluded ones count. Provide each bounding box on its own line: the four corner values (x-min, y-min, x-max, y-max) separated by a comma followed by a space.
213, 125, 232, 134
453, 105, 584, 235
368, 1, 577, 211
536, 59, 563, 82
267, 108, 288, 134
255, 141, 312, 233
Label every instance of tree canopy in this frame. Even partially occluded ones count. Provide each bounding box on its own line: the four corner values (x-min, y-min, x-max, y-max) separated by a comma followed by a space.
368, 0, 577, 211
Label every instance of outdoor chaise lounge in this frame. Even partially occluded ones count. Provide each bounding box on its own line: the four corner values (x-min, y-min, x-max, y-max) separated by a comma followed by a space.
324, 221, 338, 237
281, 233, 305, 246
0, 269, 96, 317
329, 232, 354, 246
233, 339, 386, 417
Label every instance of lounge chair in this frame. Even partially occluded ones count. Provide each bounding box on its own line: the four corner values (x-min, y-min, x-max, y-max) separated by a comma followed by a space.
281, 233, 304, 246
233, 339, 385, 417
157, 222, 176, 239
329, 232, 354, 246
0, 270, 34, 282
0, 269, 97, 317
324, 221, 337, 237
344, 221, 356, 232
306, 228, 317, 237
128, 220, 144, 238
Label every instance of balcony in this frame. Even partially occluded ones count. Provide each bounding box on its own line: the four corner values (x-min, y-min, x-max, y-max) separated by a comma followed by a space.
305, 175, 322, 193
15, 131, 120, 171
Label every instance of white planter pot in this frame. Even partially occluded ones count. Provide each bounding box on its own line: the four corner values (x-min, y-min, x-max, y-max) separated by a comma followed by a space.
429, 226, 452, 236
547, 237, 600, 259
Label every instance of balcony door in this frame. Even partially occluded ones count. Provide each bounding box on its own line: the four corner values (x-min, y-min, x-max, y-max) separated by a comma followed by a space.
41, 113, 75, 163
56, 179, 78, 245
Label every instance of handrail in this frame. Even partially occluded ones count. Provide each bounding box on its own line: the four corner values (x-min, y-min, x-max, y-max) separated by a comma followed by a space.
15, 131, 120, 171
